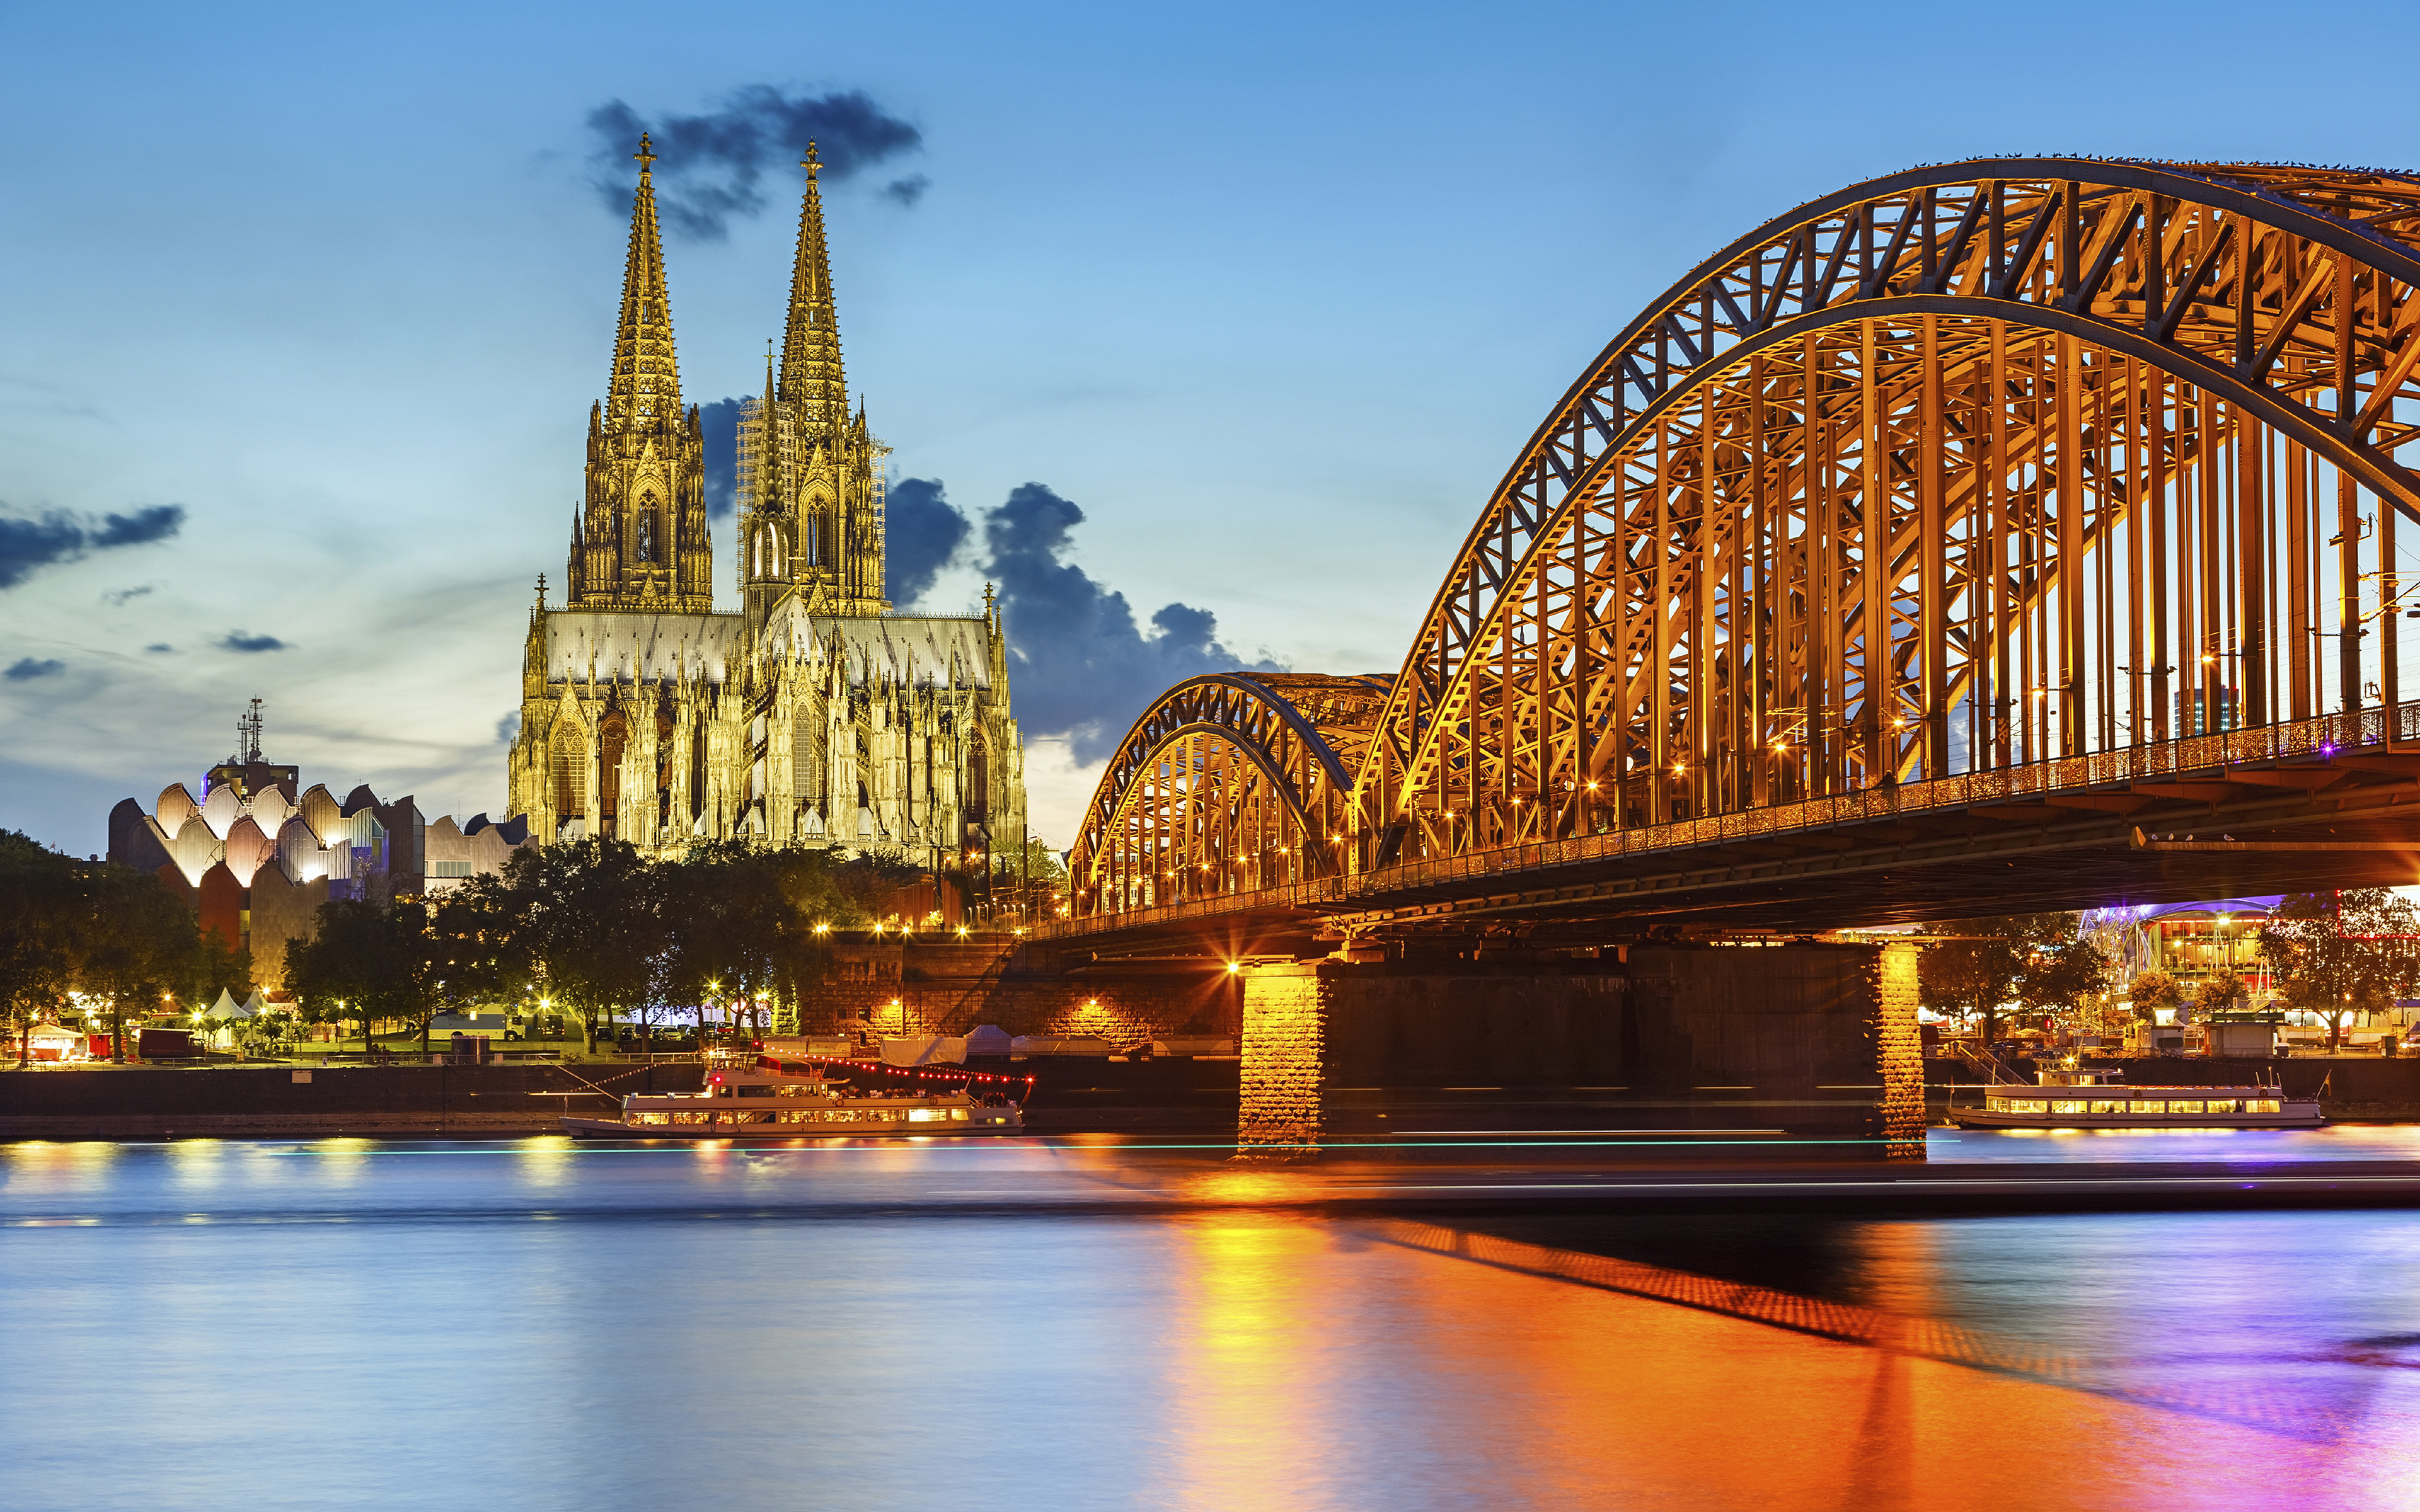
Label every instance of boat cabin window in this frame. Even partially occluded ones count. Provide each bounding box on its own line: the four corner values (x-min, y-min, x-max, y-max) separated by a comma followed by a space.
2135, 1101, 2165, 1114
2204, 1099, 2237, 1114
2089, 1101, 2124, 1114
2250, 1099, 2282, 1114
2169, 1100, 2205, 1114
2051, 1100, 2087, 1115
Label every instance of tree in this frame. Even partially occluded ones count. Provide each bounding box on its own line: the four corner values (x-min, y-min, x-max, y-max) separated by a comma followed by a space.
1918, 914, 2093, 1045
659, 842, 873, 1041
502, 839, 661, 1054
2259, 889, 2420, 1052
1918, 933, 2026, 1045
285, 898, 435, 1055
79, 864, 202, 1062
993, 833, 1069, 920
2192, 971, 2245, 1017
0, 832, 82, 1065
2128, 968, 2181, 1021
2016, 934, 2113, 1024
188, 929, 256, 1011
426, 878, 531, 1048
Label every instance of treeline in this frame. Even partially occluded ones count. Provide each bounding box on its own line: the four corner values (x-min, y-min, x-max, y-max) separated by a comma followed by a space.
2, 830, 254, 1058
285, 839, 921, 1051
2, 831, 924, 1060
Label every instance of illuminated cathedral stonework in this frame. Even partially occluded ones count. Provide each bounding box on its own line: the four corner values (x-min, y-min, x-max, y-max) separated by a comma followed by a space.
507, 138, 1024, 862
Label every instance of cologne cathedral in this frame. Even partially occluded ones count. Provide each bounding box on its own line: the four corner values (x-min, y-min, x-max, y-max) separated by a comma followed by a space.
506, 138, 1025, 867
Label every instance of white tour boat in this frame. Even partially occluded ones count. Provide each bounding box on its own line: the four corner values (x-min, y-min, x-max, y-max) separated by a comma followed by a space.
563, 1049, 1028, 1138
1949, 1065, 2322, 1130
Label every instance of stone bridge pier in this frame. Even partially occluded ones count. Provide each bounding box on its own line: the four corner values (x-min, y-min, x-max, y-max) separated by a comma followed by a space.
1235, 942, 1923, 1160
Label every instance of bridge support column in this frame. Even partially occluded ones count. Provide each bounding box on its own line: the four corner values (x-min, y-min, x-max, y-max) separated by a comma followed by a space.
1875, 941, 1925, 1160
1236, 963, 1327, 1157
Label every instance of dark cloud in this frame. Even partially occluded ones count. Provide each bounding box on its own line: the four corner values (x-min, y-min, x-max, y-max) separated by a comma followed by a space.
700, 396, 744, 518
4, 658, 64, 681
219, 632, 288, 653
882, 175, 930, 207
978, 483, 1279, 762
496, 710, 521, 744
0, 503, 185, 590
144, 643, 174, 654
885, 477, 969, 607
91, 506, 185, 549
102, 585, 153, 607
585, 86, 923, 240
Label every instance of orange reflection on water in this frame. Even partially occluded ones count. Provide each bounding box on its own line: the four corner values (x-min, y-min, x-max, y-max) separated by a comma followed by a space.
1160, 1214, 2420, 1511
1181, 1169, 1318, 1207
1166, 1214, 1336, 1510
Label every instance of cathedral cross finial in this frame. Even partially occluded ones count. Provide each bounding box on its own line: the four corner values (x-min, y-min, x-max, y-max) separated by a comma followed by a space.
635, 134, 657, 175
802, 140, 821, 181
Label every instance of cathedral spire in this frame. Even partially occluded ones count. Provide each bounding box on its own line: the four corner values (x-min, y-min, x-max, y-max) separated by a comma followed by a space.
604, 134, 682, 432
778, 142, 846, 436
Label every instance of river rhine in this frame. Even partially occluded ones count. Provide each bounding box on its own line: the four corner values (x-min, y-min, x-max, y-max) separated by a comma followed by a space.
7, 1130, 2419, 1510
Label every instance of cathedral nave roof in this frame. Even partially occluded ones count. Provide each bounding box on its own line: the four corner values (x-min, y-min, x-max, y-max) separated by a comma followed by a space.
540, 609, 742, 684
770, 609, 994, 691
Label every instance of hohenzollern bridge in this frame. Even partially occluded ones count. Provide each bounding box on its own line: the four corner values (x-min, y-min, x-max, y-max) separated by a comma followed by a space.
1006, 158, 2420, 1150
1044, 158, 2420, 961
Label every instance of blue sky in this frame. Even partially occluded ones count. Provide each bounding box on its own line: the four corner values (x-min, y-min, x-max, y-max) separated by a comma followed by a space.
6, 0, 2417, 856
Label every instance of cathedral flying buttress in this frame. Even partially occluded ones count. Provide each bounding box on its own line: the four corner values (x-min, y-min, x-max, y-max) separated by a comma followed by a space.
507, 137, 1025, 872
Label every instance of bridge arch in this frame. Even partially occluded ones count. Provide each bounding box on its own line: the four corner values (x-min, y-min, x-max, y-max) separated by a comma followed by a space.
1354, 158, 2420, 864
1068, 673, 1389, 915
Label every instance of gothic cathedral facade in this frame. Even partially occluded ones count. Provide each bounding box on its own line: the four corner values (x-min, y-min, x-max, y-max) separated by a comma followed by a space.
507, 139, 1025, 868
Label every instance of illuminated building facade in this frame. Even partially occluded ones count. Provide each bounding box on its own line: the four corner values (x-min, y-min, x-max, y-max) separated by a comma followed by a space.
505, 138, 1024, 868
104, 704, 533, 987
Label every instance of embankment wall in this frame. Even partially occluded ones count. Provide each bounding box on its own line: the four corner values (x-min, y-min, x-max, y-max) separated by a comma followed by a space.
0, 1062, 699, 1140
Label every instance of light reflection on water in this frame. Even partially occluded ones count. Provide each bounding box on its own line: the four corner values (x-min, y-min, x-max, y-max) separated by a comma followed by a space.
1931, 1123, 2420, 1163
3, 1137, 2417, 1511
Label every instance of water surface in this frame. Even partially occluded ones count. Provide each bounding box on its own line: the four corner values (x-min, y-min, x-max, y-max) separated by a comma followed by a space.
6, 1135, 2418, 1511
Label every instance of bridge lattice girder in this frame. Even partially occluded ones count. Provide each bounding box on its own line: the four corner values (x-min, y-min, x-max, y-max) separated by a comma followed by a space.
1068, 673, 1389, 911
1068, 157, 2420, 925
1353, 157, 2420, 865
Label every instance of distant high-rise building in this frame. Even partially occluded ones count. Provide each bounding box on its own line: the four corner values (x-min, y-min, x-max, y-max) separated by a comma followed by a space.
505, 137, 1024, 866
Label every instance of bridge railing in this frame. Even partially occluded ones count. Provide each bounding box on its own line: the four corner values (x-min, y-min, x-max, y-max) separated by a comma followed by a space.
1041, 706, 2420, 939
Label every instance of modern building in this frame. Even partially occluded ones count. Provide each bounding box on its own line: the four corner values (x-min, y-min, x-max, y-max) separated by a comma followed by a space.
2090, 895, 2416, 1040
2095, 898, 2278, 1001
105, 704, 533, 987
503, 137, 1025, 874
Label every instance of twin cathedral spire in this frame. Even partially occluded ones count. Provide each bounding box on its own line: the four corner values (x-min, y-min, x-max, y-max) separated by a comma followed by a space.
566, 136, 887, 621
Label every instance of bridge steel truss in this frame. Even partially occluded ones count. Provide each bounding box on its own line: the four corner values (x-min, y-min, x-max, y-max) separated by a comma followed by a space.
1356, 158, 2420, 865
1065, 158, 2420, 924
1069, 673, 1386, 912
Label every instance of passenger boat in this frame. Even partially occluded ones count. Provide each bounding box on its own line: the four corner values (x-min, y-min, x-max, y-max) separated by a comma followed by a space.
1949, 1066, 2322, 1130
562, 1049, 1028, 1138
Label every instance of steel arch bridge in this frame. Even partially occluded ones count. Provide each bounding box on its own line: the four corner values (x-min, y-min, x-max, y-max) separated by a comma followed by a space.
1068, 673, 1391, 908
1064, 158, 2420, 931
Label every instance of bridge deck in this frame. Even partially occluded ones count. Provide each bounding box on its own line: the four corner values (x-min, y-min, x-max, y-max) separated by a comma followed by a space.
1044, 711, 2420, 952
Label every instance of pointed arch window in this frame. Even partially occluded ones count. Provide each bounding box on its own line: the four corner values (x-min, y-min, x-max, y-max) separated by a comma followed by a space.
965, 737, 989, 823
551, 724, 588, 819
598, 712, 628, 829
